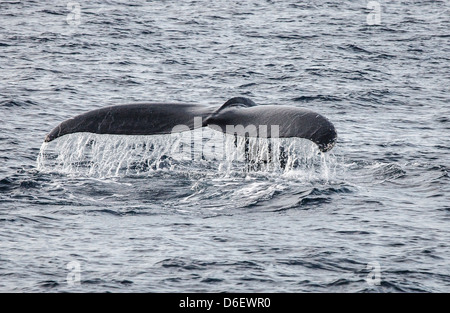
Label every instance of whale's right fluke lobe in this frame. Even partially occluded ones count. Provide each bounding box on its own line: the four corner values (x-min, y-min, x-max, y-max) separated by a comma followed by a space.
45, 97, 337, 152
205, 98, 337, 152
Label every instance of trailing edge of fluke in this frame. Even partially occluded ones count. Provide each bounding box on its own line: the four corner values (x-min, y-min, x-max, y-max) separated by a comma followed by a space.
45, 97, 337, 152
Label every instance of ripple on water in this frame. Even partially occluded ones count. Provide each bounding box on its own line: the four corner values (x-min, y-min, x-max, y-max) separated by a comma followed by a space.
0, 0, 449, 293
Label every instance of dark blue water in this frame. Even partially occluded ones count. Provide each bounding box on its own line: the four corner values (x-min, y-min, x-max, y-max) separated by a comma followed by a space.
1, 0, 449, 292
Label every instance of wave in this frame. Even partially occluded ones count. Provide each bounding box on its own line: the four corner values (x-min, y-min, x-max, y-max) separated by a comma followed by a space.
0, 99, 37, 108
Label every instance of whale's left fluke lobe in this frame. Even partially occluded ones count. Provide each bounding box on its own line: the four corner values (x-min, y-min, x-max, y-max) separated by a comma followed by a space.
44, 103, 215, 143
45, 97, 337, 152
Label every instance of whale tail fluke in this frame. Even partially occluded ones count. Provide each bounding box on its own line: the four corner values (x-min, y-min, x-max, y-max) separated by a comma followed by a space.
45, 97, 337, 152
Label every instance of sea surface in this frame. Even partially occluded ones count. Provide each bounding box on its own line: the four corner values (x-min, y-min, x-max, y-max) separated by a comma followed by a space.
0, 0, 449, 292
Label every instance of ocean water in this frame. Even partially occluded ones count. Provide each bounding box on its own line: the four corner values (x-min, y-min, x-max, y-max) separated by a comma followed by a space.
0, 0, 449, 292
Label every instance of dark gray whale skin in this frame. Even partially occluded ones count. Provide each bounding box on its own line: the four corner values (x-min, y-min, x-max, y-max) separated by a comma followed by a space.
45, 97, 337, 152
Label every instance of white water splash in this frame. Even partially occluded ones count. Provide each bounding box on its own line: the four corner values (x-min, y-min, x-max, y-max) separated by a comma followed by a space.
37, 129, 337, 180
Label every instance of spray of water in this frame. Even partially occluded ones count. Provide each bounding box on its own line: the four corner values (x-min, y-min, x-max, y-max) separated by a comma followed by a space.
37, 129, 338, 181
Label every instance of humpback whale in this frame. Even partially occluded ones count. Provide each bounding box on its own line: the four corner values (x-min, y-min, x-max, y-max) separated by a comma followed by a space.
44, 97, 337, 152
